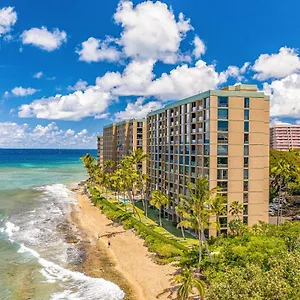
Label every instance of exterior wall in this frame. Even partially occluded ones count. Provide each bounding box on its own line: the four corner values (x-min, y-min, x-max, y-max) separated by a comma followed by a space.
147, 84, 270, 234
102, 119, 147, 172
97, 136, 104, 167
270, 124, 300, 151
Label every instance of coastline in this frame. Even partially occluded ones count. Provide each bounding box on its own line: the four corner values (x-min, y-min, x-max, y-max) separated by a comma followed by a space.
69, 184, 176, 300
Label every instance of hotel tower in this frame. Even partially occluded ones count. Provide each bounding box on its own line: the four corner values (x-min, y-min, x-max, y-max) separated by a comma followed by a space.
147, 84, 270, 234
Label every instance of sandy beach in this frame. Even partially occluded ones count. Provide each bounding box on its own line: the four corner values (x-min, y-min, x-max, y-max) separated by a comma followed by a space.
70, 186, 176, 300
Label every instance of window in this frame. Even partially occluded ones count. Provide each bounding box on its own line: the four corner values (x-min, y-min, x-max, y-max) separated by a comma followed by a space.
244, 205, 248, 215
244, 157, 249, 167
204, 157, 210, 168
244, 181, 248, 191
217, 157, 228, 167
205, 97, 210, 108
243, 216, 248, 225
205, 133, 210, 144
244, 110, 249, 120
218, 181, 228, 191
219, 217, 227, 227
217, 169, 228, 180
204, 145, 210, 155
243, 193, 248, 203
218, 96, 228, 107
218, 121, 228, 132
244, 133, 249, 144
218, 109, 228, 120
244, 98, 250, 108
218, 133, 228, 144
217, 145, 228, 155
244, 145, 249, 156
244, 169, 249, 179
244, 122, 249, 132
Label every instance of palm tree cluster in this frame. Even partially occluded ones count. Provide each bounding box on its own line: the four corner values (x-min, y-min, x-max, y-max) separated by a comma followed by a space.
81, 152, 246, 299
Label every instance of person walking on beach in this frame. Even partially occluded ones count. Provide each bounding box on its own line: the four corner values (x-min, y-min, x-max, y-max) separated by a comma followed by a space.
108, 240, 111, 248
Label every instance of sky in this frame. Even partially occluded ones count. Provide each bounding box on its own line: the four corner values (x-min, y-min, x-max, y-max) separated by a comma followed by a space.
1, 0, 300, 149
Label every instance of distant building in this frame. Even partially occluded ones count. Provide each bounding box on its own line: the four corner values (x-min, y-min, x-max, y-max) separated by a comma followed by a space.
97, 136, 103, 167
147, 84, 270, 234
103, 119, 147, 173
270, 122, 300, 151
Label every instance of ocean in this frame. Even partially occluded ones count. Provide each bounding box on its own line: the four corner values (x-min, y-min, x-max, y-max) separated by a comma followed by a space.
0, 149, 124, 300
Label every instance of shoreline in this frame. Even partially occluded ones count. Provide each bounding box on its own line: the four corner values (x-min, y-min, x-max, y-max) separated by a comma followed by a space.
69, 185, 176, 300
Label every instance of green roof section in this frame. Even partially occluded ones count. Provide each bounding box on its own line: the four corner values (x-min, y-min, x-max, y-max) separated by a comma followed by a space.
147, 84, 270, 117
103, 118, 146, 129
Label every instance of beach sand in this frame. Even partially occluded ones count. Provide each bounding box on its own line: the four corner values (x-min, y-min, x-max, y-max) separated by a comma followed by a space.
70, 187, 176, 300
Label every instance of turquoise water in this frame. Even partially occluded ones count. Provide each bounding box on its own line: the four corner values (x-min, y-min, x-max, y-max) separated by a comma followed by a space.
0, 149, 124, 300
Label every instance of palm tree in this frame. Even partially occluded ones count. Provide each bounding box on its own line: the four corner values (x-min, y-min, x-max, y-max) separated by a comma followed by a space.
176, 201, 187, 240
150, 190, 169, 227
130, 149, 149, 216
175, 268, 205, 300
210, 194, 227, 237
229, 201, 244, 220
80, 154, 97, 183
180, 177, 217, 265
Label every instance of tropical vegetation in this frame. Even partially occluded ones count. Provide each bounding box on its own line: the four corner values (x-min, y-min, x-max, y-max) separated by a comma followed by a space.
81, 151, 300, 299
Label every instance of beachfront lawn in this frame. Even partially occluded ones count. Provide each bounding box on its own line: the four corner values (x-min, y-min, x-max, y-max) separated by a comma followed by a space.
94, 185, 197, 248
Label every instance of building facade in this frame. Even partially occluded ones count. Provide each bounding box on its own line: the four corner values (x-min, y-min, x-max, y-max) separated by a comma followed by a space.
270, 122, 300, 151
147, 84, 270, 234
97, 136, 104, 167
102, 119, 147, 173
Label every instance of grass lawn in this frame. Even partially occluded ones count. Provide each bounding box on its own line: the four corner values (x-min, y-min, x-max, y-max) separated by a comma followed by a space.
94, 186, 197, 248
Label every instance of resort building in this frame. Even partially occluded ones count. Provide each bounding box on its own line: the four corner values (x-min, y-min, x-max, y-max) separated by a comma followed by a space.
147, 84, 270, 234
97, 136, 104, 167
270, 122, 300, 151
103, 119, 147, 173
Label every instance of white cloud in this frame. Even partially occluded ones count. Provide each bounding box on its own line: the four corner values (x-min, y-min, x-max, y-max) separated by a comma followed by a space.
76, 37, 121, 63
0, 7, 17, 36
21, 26, 67, 51
253, 47, 300, 80
68, 79, 88, 91
33, 71, 43, 79
114, 97, 163, 120
264, 73, 300, 118
113, 0, 193, 63
11, 87, 38, 97
18, 86, 112, 121
0, 122, 96, 149
193, 35, 206, 58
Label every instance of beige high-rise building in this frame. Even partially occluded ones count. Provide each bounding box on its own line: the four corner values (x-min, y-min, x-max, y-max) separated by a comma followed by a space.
103, 119, 147, 173
147, 84, 270, 234
97, 136, 103, 167
270, 122, 300, 151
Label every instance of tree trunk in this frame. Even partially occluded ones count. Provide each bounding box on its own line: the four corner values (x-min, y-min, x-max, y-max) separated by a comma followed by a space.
198, 213, 213, 263
181, 226, 186, 240
198, 229, 202, 265
127, 190, 141, 221
159, 208, 162, 227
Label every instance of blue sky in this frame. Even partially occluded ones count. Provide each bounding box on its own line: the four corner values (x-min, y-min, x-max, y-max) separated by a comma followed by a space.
1, 0, 300, 148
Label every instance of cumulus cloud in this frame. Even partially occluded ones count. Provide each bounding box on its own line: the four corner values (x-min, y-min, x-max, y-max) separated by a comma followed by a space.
21, 27, 67, 51
0, 6, 17, 36
76, 37, 121, 62
114, 97, 163, 120
18, 86, 112, 121
33, 71, 43, 79
114, 0, 192, 63
68, 79, 88, 91
193, 35, 206, 58
0, 122, 96, 148
11, 87, 38, 96
264, 73, 300, 118
253, 47, 300, 80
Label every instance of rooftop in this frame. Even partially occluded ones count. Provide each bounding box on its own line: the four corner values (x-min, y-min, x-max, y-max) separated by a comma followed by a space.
103, 118, 146, 129
147, 84, 269, 117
